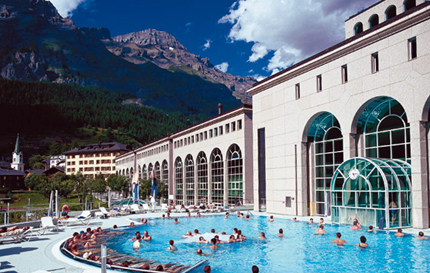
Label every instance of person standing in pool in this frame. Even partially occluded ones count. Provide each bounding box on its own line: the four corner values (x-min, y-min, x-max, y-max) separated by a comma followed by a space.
258, 232, 266, 239
174, 218, 180, 224
357, 236, 368, 248
315, 225, 327, 235
367, 226, 375, 233
332, 232, 346, 245
167, 239, 177, 251
394, 228, 405, 237
278, 229, 284, 237
204, 265, 211, 273
308, 218, 314, 224
417, 231, 429, 239
269, 215, 275, 222
209, 238, 218, 250
133, 234, 142, 249
143, 231, 152, 241
252, 265, 259, 273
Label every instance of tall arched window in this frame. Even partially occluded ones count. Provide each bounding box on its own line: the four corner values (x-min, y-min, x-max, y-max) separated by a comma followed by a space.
138, 165, 141, 179
369, 14, 379, 28
175, 157, 183, 204
148, 163, 153, 177
354, 22, 363, 35
185, 154, 195, 206
211, 148, 224, 205
404, 0, 416, 11
155, 162, 160, 181
227, 144, 243, 206
308, 113, 343, 215
197, 152, 208, 204
142, 164, 147, 180
360, 98, 410, 162
162, 160, 168, 185
385, 5, 396, 20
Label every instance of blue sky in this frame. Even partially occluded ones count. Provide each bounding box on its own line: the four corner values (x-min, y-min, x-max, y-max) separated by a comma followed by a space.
49, 0, 376, 80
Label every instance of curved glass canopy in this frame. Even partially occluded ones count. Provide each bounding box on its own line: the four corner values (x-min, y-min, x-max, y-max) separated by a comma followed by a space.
331, 157, 411, 228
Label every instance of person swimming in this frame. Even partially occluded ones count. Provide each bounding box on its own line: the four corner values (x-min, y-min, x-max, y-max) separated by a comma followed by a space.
182, 231, 193, 238
417, 231, 428, 239
210, 238, 218, 250
196, 236, 208, 243
167, 239, 177, 251
227, 235, 236, 243
174, 218, 180, 224
269, 215, 275, 222
357, 236, 368, 248
278, 229, 284, 237
258, 232, 266, 239
367, 225, 375, 233
308, 218, 314, 224
315, 225, 327, 235
332, 232, 346, 245
394, 228, 405, 237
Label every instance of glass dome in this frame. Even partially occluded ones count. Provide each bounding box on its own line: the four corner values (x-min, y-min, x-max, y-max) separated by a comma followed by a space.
331, 157, 411, 228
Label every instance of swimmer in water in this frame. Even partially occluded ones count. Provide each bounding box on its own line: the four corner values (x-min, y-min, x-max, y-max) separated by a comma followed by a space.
357, 236, 368, 248
269, 215, 275, 222
331, 232, 346, 245
394, 228, 405, 237
278, 229, 284, 237
167, 239, 177, 251
315, 225, 327, 235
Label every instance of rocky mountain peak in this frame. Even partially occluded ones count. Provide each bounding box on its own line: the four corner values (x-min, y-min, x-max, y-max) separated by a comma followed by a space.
112, 29, 186, 51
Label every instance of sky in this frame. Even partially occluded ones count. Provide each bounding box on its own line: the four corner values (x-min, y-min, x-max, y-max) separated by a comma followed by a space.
48, 0, 376, 80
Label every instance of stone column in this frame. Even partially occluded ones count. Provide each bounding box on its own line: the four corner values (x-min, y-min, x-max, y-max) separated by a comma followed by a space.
410, 121, 429, 229
208, 162, 212, 205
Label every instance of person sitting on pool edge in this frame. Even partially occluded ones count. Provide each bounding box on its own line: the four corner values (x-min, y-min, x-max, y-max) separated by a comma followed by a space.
357, 236, 368, 248
167, 239, 177, 251
417, 231, 428, 239
278, 228, 284, 237
394, 228, 405, 237
332, 232, 346, 245
315, 225, 327, 235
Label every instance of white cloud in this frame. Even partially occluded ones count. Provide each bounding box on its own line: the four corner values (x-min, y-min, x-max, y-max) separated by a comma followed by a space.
48, 0, 89, 17
215, 62, 229, 73
203, 39, 212, 51
219, 0, 375, 73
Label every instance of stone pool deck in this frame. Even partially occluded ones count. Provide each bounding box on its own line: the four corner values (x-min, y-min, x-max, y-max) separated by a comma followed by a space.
0, 211, 429, 273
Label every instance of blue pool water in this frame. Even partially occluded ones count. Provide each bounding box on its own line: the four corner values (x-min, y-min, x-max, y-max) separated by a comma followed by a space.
104, 215, 430, 272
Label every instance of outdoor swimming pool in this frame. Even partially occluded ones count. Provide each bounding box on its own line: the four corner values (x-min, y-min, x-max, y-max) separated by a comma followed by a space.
101, 215, 430, 272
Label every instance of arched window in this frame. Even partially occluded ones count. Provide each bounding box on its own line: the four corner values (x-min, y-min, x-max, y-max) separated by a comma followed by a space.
369, 14, 379, 28
162, 160, 168, 185
211, 148, 224, 205
227, 144, 243, 206
359, 97, 410, 162
148, 163, 153, 177
138, 164, 141, 179
185, 154, 195, 206
142, 164, 147, 180
197, 152, 208, 204
155, 162, 160, 181
130, 167, 134, 179
354, 22, 363, 35
308, 113, 343, 215
175, 157, 183, 204
404, 0, 416, 11
126, 168, 129, 178
385, 5, 396, 20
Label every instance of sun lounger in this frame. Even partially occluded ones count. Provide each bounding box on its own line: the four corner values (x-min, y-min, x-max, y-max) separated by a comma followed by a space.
40, 216, 61, 232
0, 227, 41, 243
95, 207, 123, 218
58, 210, 91, 226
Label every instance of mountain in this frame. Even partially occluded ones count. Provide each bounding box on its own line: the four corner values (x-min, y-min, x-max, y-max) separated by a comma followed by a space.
104, 29, 255, 104
0, 0, 243, 115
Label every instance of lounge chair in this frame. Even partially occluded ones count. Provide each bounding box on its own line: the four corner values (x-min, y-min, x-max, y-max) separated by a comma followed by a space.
58, 210, 91, 227
130, 204, 145, 214
0, 227, 40, 243
40, 216, 62, 232
142, 203, 151, 212
94, 207, 122, 218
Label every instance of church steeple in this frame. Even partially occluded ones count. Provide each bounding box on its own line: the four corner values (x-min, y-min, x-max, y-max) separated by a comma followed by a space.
11, 133, 24, 172
14, 133, 20, 154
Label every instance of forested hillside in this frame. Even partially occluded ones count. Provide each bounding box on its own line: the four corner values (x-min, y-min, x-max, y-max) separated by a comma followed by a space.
0, 78, 206, 156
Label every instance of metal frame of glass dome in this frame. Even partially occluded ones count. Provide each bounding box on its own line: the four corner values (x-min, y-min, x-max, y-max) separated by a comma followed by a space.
330, 157, 411, 229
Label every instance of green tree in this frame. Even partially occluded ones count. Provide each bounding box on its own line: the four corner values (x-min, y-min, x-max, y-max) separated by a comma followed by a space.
49, 141, 61, 155
90, 174, 107, 200
29, 155, 48, 169
24, 173, 48, 191
70, 173, 89, 203
138, 179, 152, 200
107, 174, 129, 197
51, 173, 74, 198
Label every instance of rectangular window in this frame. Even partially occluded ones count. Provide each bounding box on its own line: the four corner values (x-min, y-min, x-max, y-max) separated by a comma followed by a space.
341, 65, 348, 83
204, 131, 207, 140
209, 130, 213, 138
295, 83, 300, 100
238, 120, 242, 130
196, 134, 199, 142
316, 74, 322, 92
408, 37, 417, 60
285, 196, 292, 208
232, 122, 236, 131
226, 124, 230, 133
371, 52, 379, 73
191, 136, 194, 143
219, 126, 223, 135
214, 128, 218, 136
